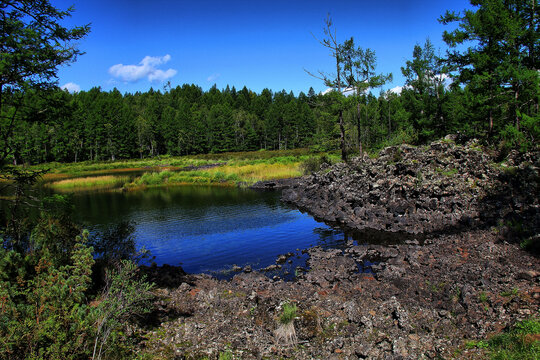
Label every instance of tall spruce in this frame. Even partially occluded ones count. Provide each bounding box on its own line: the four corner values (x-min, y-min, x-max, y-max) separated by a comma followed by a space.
401, 39, 449, 142
440, 0, 539, 140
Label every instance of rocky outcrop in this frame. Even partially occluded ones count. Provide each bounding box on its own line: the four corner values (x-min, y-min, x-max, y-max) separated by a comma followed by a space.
250, 177, 300, 190
282, 137, 539, 235
140, 228, 540, 359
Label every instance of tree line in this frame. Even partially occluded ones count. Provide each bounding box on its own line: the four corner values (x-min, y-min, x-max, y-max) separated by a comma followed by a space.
8, 35, 539, 167
3, 2, 538, 166
4, 3, 539, 167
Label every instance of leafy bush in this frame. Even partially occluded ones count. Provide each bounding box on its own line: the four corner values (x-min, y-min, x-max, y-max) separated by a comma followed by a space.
301, 155, 331, 174
0, 231, 95, 359
92, 260, 154, 360
0, 195, 154, 360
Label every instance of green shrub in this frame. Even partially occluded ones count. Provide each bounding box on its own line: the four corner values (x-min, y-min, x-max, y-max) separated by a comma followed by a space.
0, 194, 154, 360
0, 231, 95, 359
279, 302, 298, 325
92, 260, 154, 360
275, 302, 298, 346
300, 155, 331, 175
487, 318, 540, 359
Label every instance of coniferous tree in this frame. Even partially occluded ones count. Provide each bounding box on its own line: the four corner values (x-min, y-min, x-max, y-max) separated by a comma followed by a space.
401, 39, 449, 142
440, 0, 539, 143
0, 0, 89, 167
341, 39, 392, 154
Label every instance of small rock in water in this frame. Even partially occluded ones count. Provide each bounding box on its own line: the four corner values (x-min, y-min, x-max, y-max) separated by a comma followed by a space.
232, 265, 242, 272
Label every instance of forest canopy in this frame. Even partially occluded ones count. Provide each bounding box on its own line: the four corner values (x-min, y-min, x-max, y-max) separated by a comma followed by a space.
2, 1, 538, 167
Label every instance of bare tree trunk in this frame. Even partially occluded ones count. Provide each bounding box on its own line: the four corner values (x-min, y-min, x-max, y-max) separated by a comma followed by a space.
514, 87, 520, 131
339, 109, 347, 161
489, 108, 494, 136
357, 102, 362, 155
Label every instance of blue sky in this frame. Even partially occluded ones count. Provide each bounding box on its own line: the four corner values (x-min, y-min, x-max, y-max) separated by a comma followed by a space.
53, 0, 473, 95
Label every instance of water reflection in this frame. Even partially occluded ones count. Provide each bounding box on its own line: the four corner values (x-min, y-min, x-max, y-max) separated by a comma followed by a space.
70, 186, 352, 274
2, 183, 415, 278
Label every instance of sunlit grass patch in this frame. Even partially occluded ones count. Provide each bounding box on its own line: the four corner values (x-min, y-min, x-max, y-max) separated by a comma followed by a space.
48, 175, 130, 191
29, 149, 328, 190
208, 162, 302, 184
36, 157, 221, 176
131, 161, 302, 187
134, 171, 175, 186
465, 318, 540, 359
487, 318, 539, 359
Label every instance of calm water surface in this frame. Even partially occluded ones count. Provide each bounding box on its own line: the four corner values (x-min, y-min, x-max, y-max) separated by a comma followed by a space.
71, 186, 353, 275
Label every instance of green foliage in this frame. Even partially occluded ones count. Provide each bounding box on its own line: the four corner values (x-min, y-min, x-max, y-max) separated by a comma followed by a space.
279, 302, 298, 325
486, 318, 540, 360
520, 235, 539, 254
435, 167, 458, 177
401, 38, 448, 143
218, 349, 234, 360
479, 291, 488, 303
501, 112, 540, 152
500, 288, 519, 298
300, 155, 332, 174
0, 0, 90, 168
92, 260, 154, 360
440, 0, 539, 141
135, 171, 174, 186
0, 230, 95, 359
0, 196, 154, 360
501, 124, 528, 152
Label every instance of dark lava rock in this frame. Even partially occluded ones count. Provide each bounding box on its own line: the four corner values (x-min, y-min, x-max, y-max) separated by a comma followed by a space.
276, 252, 294, 264
250, 177, 300, 190
282, 139, 539, 236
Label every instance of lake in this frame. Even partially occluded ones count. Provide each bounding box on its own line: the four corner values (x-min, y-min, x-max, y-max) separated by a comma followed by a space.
65, 184, 415, 278
70, 186, 358, 276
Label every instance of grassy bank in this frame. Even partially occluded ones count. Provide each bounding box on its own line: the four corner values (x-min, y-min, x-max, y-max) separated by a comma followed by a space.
465, 318, 539, 359
39, 149, 338, 192
50, 175, 131, 192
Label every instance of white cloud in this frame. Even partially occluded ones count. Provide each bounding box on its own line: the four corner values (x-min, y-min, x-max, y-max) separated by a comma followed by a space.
109, 55, 177, 83
437, 73, 453, 88
321, 86, 362, 96
321, 88, 333, 95
390, 86, 403, 95
61, 82, 81, 93
149, 69, 177, 82
207, 73, 220, 82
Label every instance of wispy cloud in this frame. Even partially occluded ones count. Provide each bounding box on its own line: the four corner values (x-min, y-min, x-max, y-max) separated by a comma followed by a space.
109, 55, 177, 83
207, 73, 221, 82
61, 82, 81, 93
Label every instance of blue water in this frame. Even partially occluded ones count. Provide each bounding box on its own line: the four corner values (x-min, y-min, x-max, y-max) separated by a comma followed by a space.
71, 186, 350, 275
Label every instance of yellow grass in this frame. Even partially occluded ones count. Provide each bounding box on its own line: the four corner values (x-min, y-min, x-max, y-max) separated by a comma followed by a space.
41, 173, 70, 182
48, 175, 130, 191
207, 162, 302, 184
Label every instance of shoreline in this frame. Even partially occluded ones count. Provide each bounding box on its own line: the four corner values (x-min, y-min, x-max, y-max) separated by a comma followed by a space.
136, 139, 539, 358
140, 227, 539, 359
